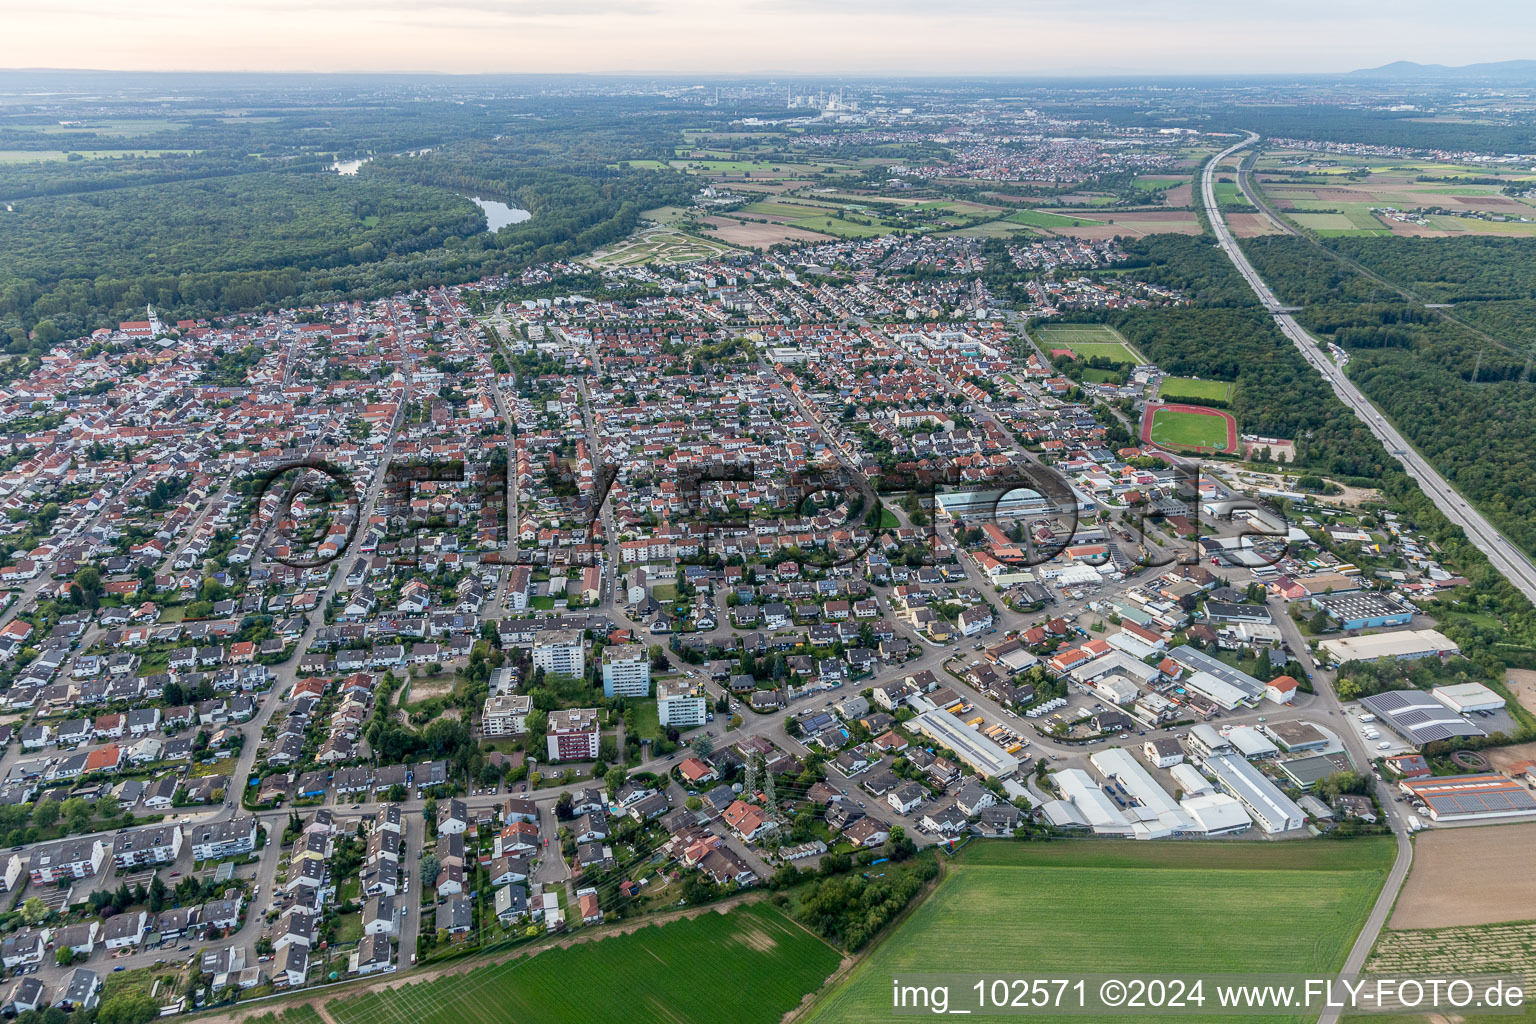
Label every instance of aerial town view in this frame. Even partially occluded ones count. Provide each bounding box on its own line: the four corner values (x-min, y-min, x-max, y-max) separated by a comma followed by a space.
2, 4, 1536, 1023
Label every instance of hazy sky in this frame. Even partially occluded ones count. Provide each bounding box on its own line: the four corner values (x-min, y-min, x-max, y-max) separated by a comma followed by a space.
6, 0, 1534, 75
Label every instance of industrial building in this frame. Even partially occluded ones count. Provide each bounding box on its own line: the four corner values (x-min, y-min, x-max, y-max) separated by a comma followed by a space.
1400, 773, 1536, 822
1226, 726, 1279, 760
1185, 722, 1234, 759
1261, 720, 1330, 753
1430, 682, 1506, 715
1319, 629, 1459, 665
1043, 769, 1133, 835
1359, 690, 1486, 747
1205, 754, 1306, 833
1179, 793, 1252, 835
1310, 591, 1413, 630
907, 709, 1019, 779
1278, 752, 1352, 791
1167, 646, 1265, 704
1089, 747, 1196, 839
1170, 762, 1213, 797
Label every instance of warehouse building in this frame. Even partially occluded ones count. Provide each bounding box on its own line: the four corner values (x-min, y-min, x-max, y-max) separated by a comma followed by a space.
1089, 747, 1196, 839
1170, 762, 1213, 797
1179, 793, 1252, 835
908, 709, 1019, 779
1278, 752, 1353, 791
1227, 726, 1279, 760
1400, 773, 1536, 822
1261, 720, 1330, 753
1043, 769, 1132, 835
1430, 682, 1506, 715
1182, 670, 1256, 711
1359, 690, 1485, 747
1311, 591, 1413, 630
1206, 754, 1306, 833
1168, 646, 1265, 704
1319, 629, 1459, 665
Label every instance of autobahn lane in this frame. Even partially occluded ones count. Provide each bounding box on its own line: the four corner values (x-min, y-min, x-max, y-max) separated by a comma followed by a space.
1201, 134, 1536, 608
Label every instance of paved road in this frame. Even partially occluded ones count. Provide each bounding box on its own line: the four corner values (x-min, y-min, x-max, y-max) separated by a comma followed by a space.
1202, 134, 1536, 608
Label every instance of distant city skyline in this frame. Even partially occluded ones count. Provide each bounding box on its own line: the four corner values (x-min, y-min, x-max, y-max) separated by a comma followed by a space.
4, 0, 1533, 77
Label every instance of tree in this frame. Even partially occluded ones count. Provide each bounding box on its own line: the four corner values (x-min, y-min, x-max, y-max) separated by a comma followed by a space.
882, 825, 916, 862
692, 734, 714, 758
73, 566, 102, 609
418, 853, 441, 887
604, 766, 628, 797
21, 897, 47, 926
148, 874, 168, 912
97, 991, 160, 1024
32, 800, 60, 828
56, 946, 74, 967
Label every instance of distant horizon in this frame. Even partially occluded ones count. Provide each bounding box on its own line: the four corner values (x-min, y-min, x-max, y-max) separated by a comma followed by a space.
5, 0, 1534, 79
0, 60, 1531, 81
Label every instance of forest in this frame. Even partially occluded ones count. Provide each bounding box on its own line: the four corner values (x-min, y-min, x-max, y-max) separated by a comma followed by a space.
1240, 234, 1536, 563
1093, 234, 1536, 670
0, 90, 708, 343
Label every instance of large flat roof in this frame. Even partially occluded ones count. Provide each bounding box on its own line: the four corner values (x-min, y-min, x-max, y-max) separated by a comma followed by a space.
1320, 629, 1459, 663
1402, 773, 1536, 819
1360, 689, 1485, 746
1168, 645, 1264, 700
909, 709, 1019, 779
1207, 754, 1305, 833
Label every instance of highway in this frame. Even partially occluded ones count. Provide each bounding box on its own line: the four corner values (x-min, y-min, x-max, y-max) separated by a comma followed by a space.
1202, 134, 1536, 608
1204, 136, 1424, 1024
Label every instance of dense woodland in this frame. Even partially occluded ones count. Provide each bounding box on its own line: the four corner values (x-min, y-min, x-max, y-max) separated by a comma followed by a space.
1094, 234, 1536, 669
1240, 234, 1536, 566
0, 94, 707, 344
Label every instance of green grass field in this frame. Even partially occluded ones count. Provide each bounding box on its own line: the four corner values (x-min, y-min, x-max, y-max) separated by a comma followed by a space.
1036, 324, 1145, 365
1006, 209, 1101, 228
628, 697, 663, 741
1157, 376, 1232, 402
1214, 181, 1254, 208
327, 903, 840, 1024
1149, 407, 1232, 449
806, 839, 1395, 1024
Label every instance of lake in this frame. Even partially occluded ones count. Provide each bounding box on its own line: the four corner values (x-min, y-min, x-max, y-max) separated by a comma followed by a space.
331, 157, 371, 175
465, 195, 531, 231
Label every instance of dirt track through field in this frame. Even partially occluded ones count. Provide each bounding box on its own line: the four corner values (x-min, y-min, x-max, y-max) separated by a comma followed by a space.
1388, 823, 1536, 929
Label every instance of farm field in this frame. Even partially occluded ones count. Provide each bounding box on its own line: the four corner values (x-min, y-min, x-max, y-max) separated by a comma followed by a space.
806, 839, 1395, 1024
639, 205, 688, 225
0, 148, 198, 163
1213, 180, 1253, 207
1253, 159, 1536, 237
1360, 921, 1536, 1024
1389, 823, 1536, 929
736, 197, 901, 237
1005, 208, 1101, 228
1038, 209, 1203, 239
1144, 403, 1238, 452
1157, 376, 1232, 403
1226, 211, 1285, 236
1035, 323, 1145, 365
697, 216, 831, 247
327, 903, 840, 1024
